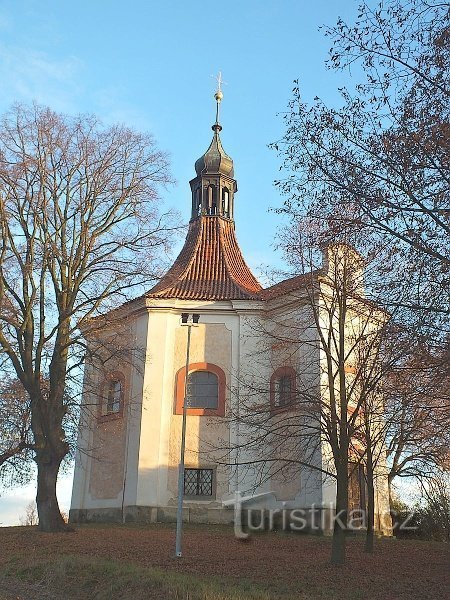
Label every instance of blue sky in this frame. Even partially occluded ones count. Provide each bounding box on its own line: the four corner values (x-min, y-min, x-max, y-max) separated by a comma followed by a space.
0, 0, 364, 525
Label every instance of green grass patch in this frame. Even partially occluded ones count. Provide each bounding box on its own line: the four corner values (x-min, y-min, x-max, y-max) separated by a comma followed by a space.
1, 555, 273, 600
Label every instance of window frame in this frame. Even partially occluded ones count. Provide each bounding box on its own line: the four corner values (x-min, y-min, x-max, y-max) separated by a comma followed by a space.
270, 366, 297, 413
186, 370, 219, 410
98, 371, 125, 421
183, 467, 215, 500
175, 362, 226, 416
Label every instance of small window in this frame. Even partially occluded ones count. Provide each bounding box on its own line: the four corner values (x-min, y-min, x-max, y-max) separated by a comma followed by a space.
187, 371, 218, 409
275, 375, 292, 407
107, 379, 122, 413
270, 367, 296, 411
184, 468, 213, 497
99, 373, 124, 419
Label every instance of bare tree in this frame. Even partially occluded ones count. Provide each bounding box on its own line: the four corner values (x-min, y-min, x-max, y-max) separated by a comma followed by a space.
417, 472, 450, 542
19, 500, 38, 526
0, 103, 174, 531
268, 0, 449, 555
294, 241, 394, 564
225, 236, 396, 566
352, 354, 393, 554
384, 341, 450, 497
273, 0, 450, 324
0, 377, 32, 484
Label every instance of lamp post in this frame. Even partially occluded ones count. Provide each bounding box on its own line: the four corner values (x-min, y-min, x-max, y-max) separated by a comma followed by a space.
175, 312, 200, 558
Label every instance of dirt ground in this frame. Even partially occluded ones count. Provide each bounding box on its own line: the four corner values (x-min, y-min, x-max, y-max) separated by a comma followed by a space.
0, 524, 448, 599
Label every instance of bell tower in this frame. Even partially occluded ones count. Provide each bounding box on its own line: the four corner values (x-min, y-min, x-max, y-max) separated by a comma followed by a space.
147, 76, 261, 301
189, 79, 237, 221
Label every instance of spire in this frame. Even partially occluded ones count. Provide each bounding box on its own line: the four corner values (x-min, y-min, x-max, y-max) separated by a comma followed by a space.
213, 71, 224, 132
191, 73, 236, 220
201, 79, 232, 172
194, 73, 234, 178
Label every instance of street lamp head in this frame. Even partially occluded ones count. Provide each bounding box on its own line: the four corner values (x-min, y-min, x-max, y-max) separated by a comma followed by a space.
180, 313, 201, 326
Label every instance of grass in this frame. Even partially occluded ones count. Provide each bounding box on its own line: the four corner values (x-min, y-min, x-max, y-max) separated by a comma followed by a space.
0, 524, 448, 600
2, 555, 272, 600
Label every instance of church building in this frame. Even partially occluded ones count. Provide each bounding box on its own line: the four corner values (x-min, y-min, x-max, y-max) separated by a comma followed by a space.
70, 89, 391, 534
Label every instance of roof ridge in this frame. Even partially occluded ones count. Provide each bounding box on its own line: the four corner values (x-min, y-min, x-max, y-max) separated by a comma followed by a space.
260, 270, 320, 300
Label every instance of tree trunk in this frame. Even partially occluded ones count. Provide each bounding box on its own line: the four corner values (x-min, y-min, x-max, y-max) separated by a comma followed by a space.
365, 465, 375, 553
387, 472, 395, 510
331, 464, 348, 565
331, 517, 347, 566
31, 346, 70, 533
35, 454, 66, 532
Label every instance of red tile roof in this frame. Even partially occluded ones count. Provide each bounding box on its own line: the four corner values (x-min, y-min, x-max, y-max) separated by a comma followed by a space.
260, 271, 319, 300
147, 216, 262, 300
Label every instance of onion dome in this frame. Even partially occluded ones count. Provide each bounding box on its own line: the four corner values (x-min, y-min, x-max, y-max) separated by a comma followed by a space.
194, 124, 234, 177
194, 88, 234, 177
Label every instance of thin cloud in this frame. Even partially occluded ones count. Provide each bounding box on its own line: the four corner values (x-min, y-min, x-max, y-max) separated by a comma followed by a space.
0, 44, 84, 112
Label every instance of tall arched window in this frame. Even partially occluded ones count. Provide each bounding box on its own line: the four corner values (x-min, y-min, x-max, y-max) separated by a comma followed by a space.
175, 362, 226, 416
196, 187, 202, 216
348, 462, 367, 512
99, 371, 125, 420
207, 185, 217, 215
222, 188, 229, 217
107, 378, 122, 413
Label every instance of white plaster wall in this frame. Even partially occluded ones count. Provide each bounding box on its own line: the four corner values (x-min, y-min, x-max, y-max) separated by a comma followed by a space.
70, 360, 95, 510
136, 301, 247, 508
121, 312, 148, 508
136, 309, 173, 506
71, 311, 149, 512
263, 299, 323, 507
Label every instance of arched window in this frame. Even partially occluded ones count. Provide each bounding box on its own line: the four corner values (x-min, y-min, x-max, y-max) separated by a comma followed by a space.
270, 367, 296, 411
107, 379, 122, 413
187, 371, 218, 409
348, 462, 367, 512
196, 187, 202, 216
175, 362, 226, 416
99, 371, 124, 419
222, 188, 229, 216
207, 185, 217, 215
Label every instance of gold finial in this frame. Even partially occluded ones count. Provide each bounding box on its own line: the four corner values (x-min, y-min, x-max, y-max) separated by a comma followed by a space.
211, 71, 226, 127
214, 71, 225, 103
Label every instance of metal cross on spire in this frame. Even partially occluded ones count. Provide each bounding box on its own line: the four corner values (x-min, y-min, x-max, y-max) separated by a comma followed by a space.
212, 70, 227, 93
215, 71, 225, 93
